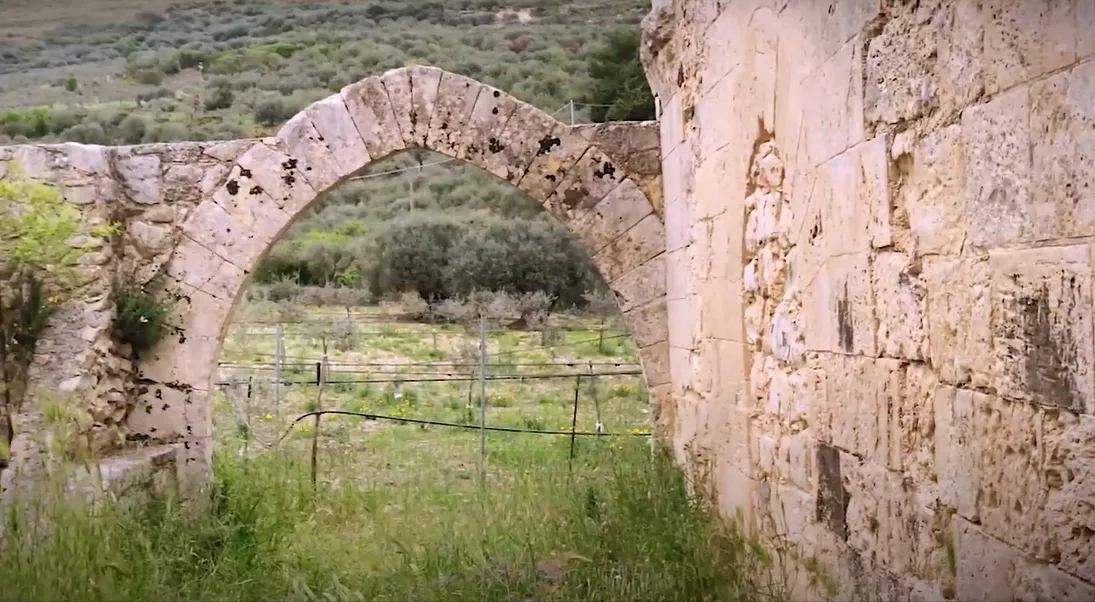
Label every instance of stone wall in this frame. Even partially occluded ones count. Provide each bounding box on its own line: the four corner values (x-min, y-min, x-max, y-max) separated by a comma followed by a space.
642, 0, 1095, 599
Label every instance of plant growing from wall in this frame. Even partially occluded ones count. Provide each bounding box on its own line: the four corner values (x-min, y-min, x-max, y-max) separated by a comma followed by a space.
0, 164, 85, 467
112, 281, 167, 355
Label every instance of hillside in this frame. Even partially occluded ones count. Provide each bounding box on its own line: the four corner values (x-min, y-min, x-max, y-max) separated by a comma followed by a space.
0, 0, 653, 307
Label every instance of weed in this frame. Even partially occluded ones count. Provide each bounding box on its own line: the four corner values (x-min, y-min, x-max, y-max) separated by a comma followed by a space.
112, 282, 167, 354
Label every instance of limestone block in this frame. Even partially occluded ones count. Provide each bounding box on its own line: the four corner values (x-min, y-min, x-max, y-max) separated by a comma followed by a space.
924, 255, 993, 387
864, 0, 985, 127
896, 363, 938, 501
127, 220, 173, 257
802, 37, 865, 166
304, 95, 371, 178
621, 297, 667, 350
873, 252, 928, 361
115, 152, 162, 205
340, 76, 406, 159
982, 0, 1076, 96
233, 141, 317, 214
649, 382, 675, 439
1029, 62, 1095, 240
275, 112, 342, 191
989, 245, 1093, 414
822, 135, 890, 256
900, 124, 967, 256
593, 215, 665, 284
609, 255, 665, 312
407, 65, 444, 145
934, 386, 980, 520
824, 355, 902, 464
698, 277, 743, 343
198, 164, 229, 198
184, 389, 212, 439
953, 515, 1013, 601
202, 257, 247, 302
667, 296, 693, 351
716, 461, 753, 528
664, 183, 694, 254
975, 394, 1053, 558
695, 70, 741, 159
1081, 0, 1095, 59
659, 92, 683, 159
841, 456, 950, 580
458, 84, 520, 164
660, 141, 694, 213
962, 86, 1032, 247
380, 68, 414, 146
666, 246, 689, 301
202, 139, 257, 162
128, 383, 187, 439
572, 179, 654, 255
669, 346, 693, 395
60, 143, 110, 175
182, 186, 292, 272
709, 208, 744, 283
638, 340, 670, 387
1041, 411, 1095, 579
551, 145, 629, 217
804, 252, 876, 356
519, 128, 590, 205
176, 436, 214, 496
425, 71, 483, 157
474, 100, 557, 186
164, 236, 227, 291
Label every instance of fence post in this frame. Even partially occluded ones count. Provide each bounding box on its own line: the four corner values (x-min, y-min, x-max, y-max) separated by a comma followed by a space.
568, 373, 582, 474
310, 338, 328, 491
274, 323, 283, 431
588, 361, 605, 435
478, 311, 488, 487
245, 375, 253, 455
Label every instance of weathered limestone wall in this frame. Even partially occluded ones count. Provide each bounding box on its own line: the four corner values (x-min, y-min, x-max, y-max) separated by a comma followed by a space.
643, 0, 1095, 599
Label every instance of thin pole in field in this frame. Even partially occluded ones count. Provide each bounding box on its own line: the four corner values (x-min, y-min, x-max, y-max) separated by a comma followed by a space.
478, 312, 488, 487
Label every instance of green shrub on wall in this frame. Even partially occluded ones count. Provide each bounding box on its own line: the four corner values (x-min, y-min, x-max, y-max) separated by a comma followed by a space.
112, 283, 168, 355
0, 165, 85, 463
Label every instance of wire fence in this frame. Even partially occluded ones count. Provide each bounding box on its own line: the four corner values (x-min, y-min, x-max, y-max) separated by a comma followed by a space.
215, 313, 648, 488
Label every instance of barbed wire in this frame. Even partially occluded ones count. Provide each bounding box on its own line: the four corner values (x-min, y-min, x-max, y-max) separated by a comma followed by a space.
275, 409, 651, 447
214, 368, 642, 387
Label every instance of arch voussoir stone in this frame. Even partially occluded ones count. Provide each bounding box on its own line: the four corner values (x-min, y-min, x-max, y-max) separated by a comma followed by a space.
426, 71, 483, 154
340, 76, 406, 158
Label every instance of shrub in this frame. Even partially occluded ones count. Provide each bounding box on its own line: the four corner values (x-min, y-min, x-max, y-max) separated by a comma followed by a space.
117, 115, 148, 144
61, 123, 110, 145
64, 76, 78, 92
112, 283, 168, 354
253, 98, 293, 126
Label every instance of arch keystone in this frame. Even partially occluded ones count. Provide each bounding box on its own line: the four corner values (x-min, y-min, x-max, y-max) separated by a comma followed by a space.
426, 71, 483, 156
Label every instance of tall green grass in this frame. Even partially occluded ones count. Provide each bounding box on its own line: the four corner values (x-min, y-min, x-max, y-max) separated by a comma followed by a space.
0, 441, 779, 601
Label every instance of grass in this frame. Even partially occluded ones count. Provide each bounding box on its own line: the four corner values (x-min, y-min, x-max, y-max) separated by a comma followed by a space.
1, 443, 776, 601
0, 301, 780, 600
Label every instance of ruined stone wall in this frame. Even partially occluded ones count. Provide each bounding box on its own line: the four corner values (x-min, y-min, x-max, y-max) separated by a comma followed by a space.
0, 68, 669, 502
643, 0, 1095, 599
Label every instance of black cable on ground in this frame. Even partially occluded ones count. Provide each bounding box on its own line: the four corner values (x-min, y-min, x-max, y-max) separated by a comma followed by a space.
274, 409, 652, 446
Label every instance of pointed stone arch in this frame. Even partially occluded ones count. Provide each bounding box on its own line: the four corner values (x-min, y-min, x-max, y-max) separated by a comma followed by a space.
130, 66, 669, 490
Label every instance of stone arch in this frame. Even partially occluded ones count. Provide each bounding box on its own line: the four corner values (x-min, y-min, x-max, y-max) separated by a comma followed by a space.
131, 66, 670, 490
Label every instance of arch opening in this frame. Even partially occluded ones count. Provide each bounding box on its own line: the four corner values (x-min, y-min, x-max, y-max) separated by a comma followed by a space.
129, 66, 670, 488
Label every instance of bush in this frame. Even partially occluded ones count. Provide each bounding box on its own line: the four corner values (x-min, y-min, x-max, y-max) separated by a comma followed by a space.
64, 77, 78, 92
253, 98, 293, 126
61, 122, 110, 145
204, 86, 234, 110
112, 283, 168, 354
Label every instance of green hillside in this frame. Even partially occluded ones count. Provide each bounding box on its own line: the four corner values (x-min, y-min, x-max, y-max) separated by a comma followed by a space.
0, 0, 654, 308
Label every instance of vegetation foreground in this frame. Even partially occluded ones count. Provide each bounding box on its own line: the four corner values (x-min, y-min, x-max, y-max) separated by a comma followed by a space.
1, 303, 779, 601
1, 444, 777, 601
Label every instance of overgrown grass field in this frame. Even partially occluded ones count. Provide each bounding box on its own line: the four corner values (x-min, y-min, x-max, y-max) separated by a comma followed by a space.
0, 301, 781, 601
